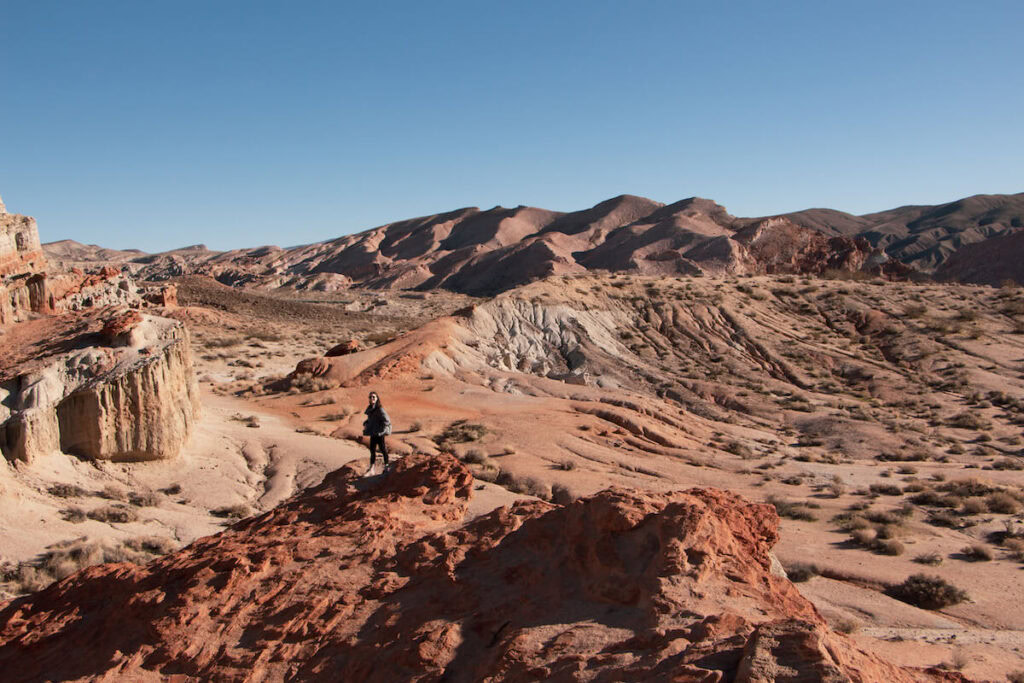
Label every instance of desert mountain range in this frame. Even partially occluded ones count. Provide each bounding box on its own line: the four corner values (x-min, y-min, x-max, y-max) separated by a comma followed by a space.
45, 192, 1024, 294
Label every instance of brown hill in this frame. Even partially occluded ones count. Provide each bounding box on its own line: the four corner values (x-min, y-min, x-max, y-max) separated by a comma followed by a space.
53, 192, 1024, 293
42, 239, 145, 264
0, 454, 966, 682
781, 193, 1024, 271
936, 228, 1024, 286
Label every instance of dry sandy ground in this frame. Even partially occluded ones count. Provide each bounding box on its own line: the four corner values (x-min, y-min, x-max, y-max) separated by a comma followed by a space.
5, 273, 1024, 680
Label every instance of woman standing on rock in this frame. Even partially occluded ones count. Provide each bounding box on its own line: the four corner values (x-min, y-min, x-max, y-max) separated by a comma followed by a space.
363, 391, 391, 476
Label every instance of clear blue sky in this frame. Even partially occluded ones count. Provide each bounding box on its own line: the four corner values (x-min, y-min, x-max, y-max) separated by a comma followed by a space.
2, 1, 1022, 252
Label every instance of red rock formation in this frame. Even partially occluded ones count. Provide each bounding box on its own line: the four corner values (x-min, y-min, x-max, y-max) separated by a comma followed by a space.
0, 455, 967, 682
100, 309, 143, 343
325, 339, 361, 357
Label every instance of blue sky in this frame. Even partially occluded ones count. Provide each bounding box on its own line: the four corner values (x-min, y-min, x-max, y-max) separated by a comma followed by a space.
1, 1, 1022, 252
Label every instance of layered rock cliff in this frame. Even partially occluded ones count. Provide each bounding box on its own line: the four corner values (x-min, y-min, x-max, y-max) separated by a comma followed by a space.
0, 455, 966, 681
0, 311, 199, 463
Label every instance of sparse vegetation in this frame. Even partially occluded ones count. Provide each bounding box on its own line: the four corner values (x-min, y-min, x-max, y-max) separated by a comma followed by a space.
887, 574, 969, 610
87, 505, 140, 524
435, 420, 488, 448
211, 504, 251, 519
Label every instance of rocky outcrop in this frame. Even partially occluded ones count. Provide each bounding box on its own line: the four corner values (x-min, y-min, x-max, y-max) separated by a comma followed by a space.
1, 312, 199, 463
0, 206, 45, 278
0, 455, 965, 681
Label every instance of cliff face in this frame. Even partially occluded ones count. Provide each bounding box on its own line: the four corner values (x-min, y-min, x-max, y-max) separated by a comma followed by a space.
0, 455, 966, 682
0, 314, 200, 463
55, 333, 199, 461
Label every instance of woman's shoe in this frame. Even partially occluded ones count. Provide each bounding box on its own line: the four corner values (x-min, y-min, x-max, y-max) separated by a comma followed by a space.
363, 464, 376, 477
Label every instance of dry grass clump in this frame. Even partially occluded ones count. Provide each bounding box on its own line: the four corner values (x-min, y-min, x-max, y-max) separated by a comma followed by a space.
913, 552, 944, 566
4, 535, 178, 595
435, 420, 488, 448
98, 484, 128, 501
887, 574, 969, 610
1003, 538, 1024, 561
460, 449, 489, 465
992, 457, 1024, 470
289, 375, 335, 393
767, 496, 817, 521
87, 504, 139, 524
128, 491, 161, 507
986, 492, 1021, 514
551, 483, 575, 505
557, 459, 577, 471
48, 483, 88, 498
60, 506, 87, 523
494, 470, 552, 501
868, 483, 903, 496
945, 412, 992, 430
211, 503, 251, 519
121, 536, 178, 555
206, 335, 244, 348
785, 562, 820, 582
960, 544, 994, 561
874, 539, 905, 556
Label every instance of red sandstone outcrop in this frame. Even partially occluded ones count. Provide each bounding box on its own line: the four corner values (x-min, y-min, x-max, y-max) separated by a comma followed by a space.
0, 455, 969, 681
325, 339, 361, 356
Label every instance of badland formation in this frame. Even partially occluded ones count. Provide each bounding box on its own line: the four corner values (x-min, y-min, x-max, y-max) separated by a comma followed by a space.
2, 191, 1024, 680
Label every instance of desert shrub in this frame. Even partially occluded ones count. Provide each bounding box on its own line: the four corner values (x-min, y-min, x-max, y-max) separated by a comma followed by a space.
60, 506, 87, 523
473, 467, 500, 484
522, 477, 552, 501
557, 459, 577, 471
946, 412, 992, 430
767, 496, 817, 521
913, 552, 943, 566
864, 510, 902, 526
887, 574, 969, 610
99, 485, 127, 501
1004, 538, 1024, 560
850, 528, 877, 546
211, 504, 250, 519
87, 505, 139, 524
992, 458, 1024, 470
724, 440, 753, 458
938, 478, 997, 497
409, 421, 423, 432
874, 523, 903, 540
289, 375, 335, 393
128, 491, 161, 507
551, 484, 575, 505
960, 544, 994, 561
927, 511, 961, 528
48, 483, 87, 498
461, 449, 488, 465
869, 483, 903, 496
435, 420, 488, 447
1007, 671, 1024, 683
960, 498, 988, 515
832, 513, 871, 531
121, 536, 177, 555
206, 335, 244, 348
983, 491, 1015, 511
832, 618, 859, 634
159, 483, 183, 495
874, 539, 905, 556
786, 562, 819, 582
